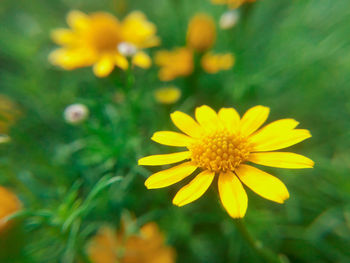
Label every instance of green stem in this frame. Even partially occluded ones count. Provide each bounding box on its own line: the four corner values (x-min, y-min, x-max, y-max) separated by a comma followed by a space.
234, 219, 282, 263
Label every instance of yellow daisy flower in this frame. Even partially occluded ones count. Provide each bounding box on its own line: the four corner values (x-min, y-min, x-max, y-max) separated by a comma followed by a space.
201, 52, 235, 74
0, 186, 22, 233
211, 0, 256, 9
138, 105, 313, 218
49, 10, 160, 77
87, 222, 175, 263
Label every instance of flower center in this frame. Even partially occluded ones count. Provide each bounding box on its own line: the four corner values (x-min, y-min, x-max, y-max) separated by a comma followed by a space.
87, 20, 122, 52
188, 129, 251, 173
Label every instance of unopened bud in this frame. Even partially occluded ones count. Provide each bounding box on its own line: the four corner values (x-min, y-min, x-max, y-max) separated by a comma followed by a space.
219, 10, 240, 30
64, 103, 89, 124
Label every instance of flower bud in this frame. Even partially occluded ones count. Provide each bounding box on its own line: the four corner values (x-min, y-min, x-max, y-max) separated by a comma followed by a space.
0, 186, 21, 233
187, 14, 216, 52
154, 86, 181, 104
219, 10, 240, 29
64, 103, 89, 124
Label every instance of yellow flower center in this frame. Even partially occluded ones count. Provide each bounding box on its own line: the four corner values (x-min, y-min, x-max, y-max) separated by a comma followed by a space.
189, 129, 251, 173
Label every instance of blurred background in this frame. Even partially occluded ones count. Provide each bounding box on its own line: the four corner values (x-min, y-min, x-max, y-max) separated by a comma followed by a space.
1, 0, 350, 262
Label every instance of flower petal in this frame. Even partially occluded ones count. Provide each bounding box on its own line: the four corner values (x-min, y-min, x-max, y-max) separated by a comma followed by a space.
67, 10, 90, 31
145, 162, 197, 189
138, 151, 191, 166
195, 105, 218, 127
133, 51, 152, 69
151, 131, 193, 147
249, 118, 299, 142
240, 106, 270, 136
93, 55, 115, 77
173, 170, 215, 207
115, 54, 129, 70
218, 107, 240, 132
250, 129, 312, 152
235, 164, 289, 203
170, 111, 202, 138
218, 171, 248, 218
51, 29, 76, 45
248, 152, 314, 169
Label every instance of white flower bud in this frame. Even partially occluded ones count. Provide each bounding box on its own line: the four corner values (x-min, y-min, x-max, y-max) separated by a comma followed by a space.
64, 104, 89, 125
219, 10, 240, 30
117, 42, 138, 57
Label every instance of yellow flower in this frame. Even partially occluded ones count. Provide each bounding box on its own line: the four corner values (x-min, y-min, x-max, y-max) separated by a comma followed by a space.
155, 48, 194, 81
0, 186, 22, 233
186, 13, 216, 52
88, 222, 175, 263
211, 0, 256, 8
49, 10, 160, 77
201, 52, 235, 74
138, 105, 314, 218
154, 86, 182, 104
156, 13, 233, 81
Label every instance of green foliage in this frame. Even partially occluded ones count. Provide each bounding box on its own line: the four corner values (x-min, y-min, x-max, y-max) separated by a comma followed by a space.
1, 0, 350, 262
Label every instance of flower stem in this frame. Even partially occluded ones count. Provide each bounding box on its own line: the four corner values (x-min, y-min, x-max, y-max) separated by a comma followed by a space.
234, 219, 282, 263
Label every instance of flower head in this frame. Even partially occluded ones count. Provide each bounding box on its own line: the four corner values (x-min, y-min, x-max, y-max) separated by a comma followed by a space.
49, 10, 159, 77
0, 186, 22, 232
187, 13, 216, 52
87, 222, 175, 263
64, 103, 89, 124
201, 52, 235, 74
155, 48, 194, 81
219, 10, 240, 29
139, 105, 313, 218
154, 86, 182, 104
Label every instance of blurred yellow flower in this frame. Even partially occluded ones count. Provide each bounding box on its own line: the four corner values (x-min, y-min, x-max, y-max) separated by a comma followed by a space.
49, 10, 160, 77
139, 105, 314, 218
211, 0, 256, 8
187, 13, 216, 52
88, 222, 175, 263
155, 48, 194, 81
154, 86, 182, 104
0, 186, 21, 233
0, 95, 20, 143
156, 13, 233, 81
201, 52, 235, 74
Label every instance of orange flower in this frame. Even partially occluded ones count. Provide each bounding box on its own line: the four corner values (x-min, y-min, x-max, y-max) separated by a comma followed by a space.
187, 13, 216, 52
88, 222, 175, 263
156, 13, 233, 81
0, 186, 21, 233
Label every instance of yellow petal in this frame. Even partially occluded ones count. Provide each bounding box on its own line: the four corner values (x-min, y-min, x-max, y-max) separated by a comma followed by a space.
51, 29, 76, 45
67, 10, 90, 31
154, 86, 181, 104
201, 52, 235, 74
195, 105, 218, 127
170, 111, 202, 138
218, 171, 248, 218
132, 51, 152, 69
115, 54, 129, 70
151, 131, 193, 147
145, 162, 197, 189
93, 55, 115, 77
49, 48, 96, 70
218, 107, 240, 132
173, 170, 215, 206
138, 151, 191, 166
249, 118, 299, 142
248, 152, 314, 169
235, 164, 289, 203
240, 106, 270, 136
251, 129, 312, 152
